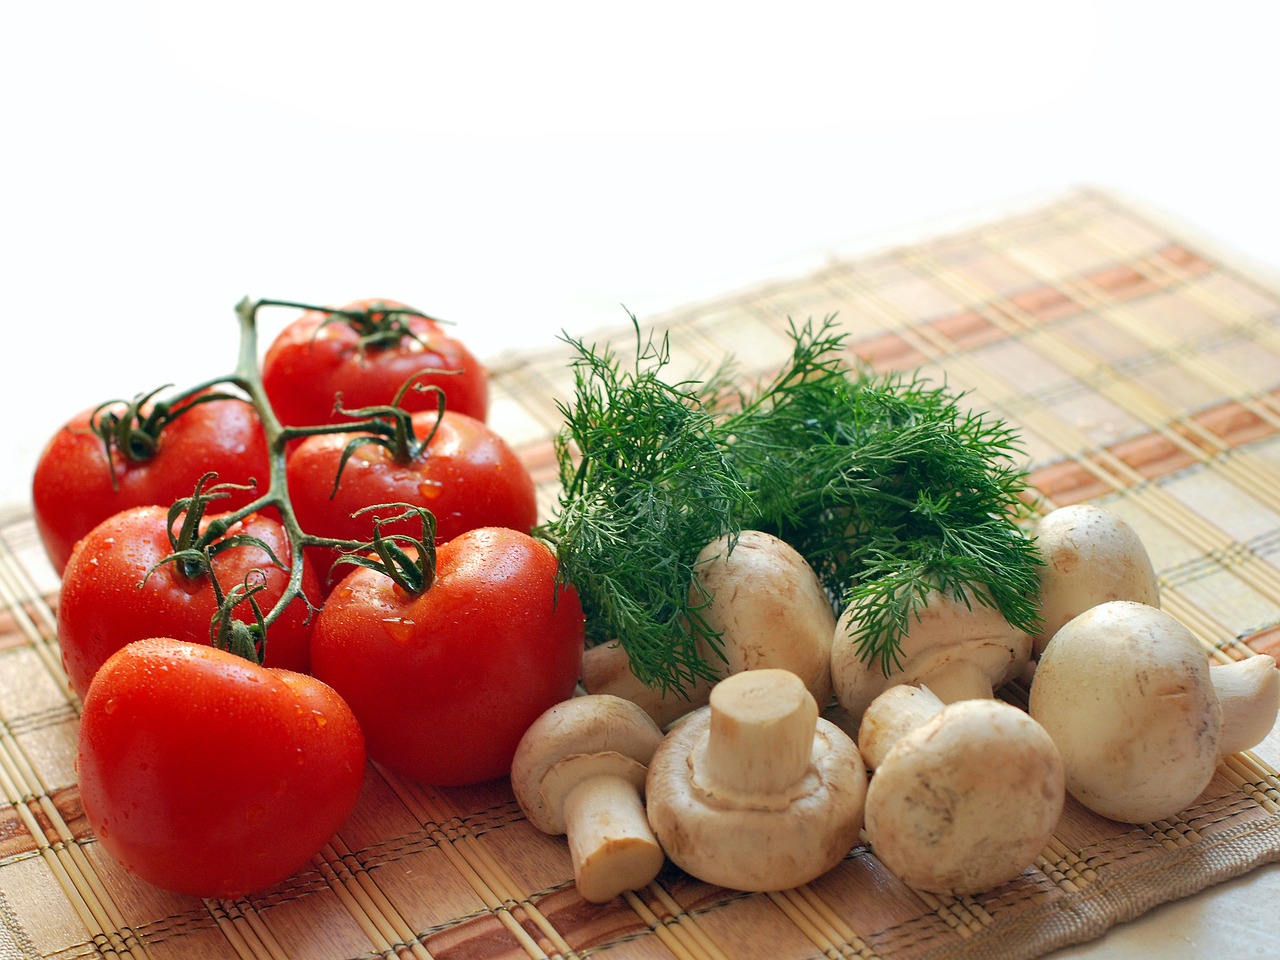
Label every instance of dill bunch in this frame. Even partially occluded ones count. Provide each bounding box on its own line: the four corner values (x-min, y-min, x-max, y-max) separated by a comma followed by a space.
539, 315, 1042, 693
544, 322, 750, 693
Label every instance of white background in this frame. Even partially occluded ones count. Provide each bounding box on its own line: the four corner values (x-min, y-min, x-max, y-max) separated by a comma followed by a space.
4, 0, 1279, 510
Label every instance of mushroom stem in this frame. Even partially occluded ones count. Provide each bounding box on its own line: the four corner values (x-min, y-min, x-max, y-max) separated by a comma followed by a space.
1212, 655, 1280, 757
918, 659, 995, 704
510, 694, 666, 902
563, 773, 665, 903
697, 669, 819, 799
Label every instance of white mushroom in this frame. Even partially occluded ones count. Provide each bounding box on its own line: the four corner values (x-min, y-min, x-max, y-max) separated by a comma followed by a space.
582, 530, 836, 727
510, 695, 666, 902
860, 687, 1065, 896
1030, 503, 1160, 656
831, 584, 1032, 724
645, 668, 866, 891
579, 643, 714, 730
1028, 600, 1280, 824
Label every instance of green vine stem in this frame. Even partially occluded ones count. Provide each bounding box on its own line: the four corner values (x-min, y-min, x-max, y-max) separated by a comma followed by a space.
127, 296, 444, 663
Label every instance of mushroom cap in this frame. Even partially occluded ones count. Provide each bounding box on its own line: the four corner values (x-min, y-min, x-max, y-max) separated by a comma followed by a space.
857, 684, 946, 772
644, 702, 866, 891
1028, 600, 1220, 824
510, 694, 664, 834
691, 530, 837, 706
831, 585, 1032, 721
864, 698, 1064, 896
1031, 503, 1160, 655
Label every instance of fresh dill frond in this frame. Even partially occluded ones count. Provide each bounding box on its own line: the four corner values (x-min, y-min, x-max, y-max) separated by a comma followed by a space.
542, 319, 750, 693
728, 344, 1043, 677
539, 313, 1043, 692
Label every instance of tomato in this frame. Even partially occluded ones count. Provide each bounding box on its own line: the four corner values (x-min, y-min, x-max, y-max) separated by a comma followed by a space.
262, 298, 489, 429
286, 408, 537, 588
310, 527, 585, 787
32, 390, 270, 573
77, 637, 365, 898
57, 505, 318, 700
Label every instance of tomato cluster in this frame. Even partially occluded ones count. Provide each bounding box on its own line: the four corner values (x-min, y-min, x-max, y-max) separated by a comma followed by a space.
35, 299, 585, 899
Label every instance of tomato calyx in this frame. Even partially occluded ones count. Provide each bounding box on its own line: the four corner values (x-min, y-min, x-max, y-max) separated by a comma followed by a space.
209, 572, 274, 664
332, 503, 439, 595
324, 374, 449, 498
139, 472, 302, 664
150, 472, 279, 579
256, 296, 449, 354
89, 385, 252, 488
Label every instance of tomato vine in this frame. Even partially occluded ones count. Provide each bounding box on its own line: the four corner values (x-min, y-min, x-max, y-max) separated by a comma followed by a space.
113, 296, 451, 664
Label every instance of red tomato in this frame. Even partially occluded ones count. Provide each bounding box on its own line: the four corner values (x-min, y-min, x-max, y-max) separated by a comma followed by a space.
57, 505, 318, 700
77, 637, 365, 898
32, 391, 270, 573
287, 408, 537, 587
310, 527, 585, 787
262, 298, 489, 428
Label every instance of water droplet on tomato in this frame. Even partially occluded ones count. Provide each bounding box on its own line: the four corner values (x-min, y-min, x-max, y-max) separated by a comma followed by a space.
417, 480, 443, 499
311, 710, 327, 728
103, 697, 118, 715
380, 617, 416, 645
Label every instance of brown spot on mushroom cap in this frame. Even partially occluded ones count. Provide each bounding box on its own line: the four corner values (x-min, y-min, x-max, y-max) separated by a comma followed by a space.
510, 695, 664, 834
1028, 600, 1220, 824
864, 698, 1064, 896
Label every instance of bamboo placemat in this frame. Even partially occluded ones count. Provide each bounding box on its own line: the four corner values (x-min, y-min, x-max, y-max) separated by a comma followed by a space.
4, 186, 1280, 959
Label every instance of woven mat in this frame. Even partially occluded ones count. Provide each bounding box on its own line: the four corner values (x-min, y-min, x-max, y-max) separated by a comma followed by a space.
4, 186, 1280, 959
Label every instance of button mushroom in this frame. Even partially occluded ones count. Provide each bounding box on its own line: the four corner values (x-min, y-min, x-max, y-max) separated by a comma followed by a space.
859, 685, 1065, 896
510, 694, 666, 902
582, 530, 836, 727
831, 584, 1032, 724
1028, 599, 1280, 824
1030, 503, 1160, 657
644, 668, 866, 891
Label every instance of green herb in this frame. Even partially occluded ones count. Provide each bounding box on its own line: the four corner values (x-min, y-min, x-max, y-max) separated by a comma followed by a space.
538, 315, 1043, 693
544, 322, 751, 694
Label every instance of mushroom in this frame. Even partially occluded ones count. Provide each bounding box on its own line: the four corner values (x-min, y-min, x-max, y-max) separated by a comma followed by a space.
644, 668, 866, 891
831, 584, 1032, 725
859, 685, 1065, 896
510, 694, 666, 902
579, 643, 714, 730
1028, 600, 1280, 824
582, 530, 837, 727
1030, 503, 1160, 657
